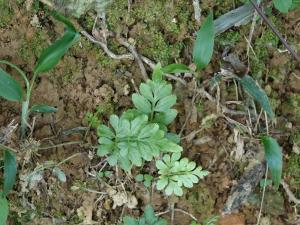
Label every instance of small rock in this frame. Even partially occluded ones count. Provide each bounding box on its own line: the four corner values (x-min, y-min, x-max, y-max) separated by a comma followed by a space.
218, 213, 245, 225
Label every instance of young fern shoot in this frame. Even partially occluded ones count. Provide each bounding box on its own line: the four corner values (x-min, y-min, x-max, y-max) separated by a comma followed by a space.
97, 114, 182, 171
97, 64, 209, 196
156, 153, 209, 196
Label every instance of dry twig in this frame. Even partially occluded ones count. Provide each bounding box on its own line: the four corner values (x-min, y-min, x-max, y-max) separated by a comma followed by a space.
81, 31, 134, 60
118, 37, 148, 81
281, 180, 300, 205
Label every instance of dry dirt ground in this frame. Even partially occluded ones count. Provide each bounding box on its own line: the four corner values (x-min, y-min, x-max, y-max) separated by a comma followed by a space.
0, 1, 300, 225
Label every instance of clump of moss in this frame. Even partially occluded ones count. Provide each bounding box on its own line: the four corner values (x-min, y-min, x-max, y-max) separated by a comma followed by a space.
134, 26, 183, 64
84, 103, 113, 129
18, 31, 48, 63
216, 30, 241, 47
106, 0, 193, 64
214, 0, 237, 17
291, 133, 300, 145
289, 94, 300, 119
184, 183, 215, 221
0, 0, 13, 28
285, 153, 300, 197
60, 56, 81, 84
250, 16, 282, 80
280, 94, 300, 122
80, 13, 95, 31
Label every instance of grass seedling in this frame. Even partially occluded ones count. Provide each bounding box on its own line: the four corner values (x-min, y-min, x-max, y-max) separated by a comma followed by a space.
0, 12, 79, 138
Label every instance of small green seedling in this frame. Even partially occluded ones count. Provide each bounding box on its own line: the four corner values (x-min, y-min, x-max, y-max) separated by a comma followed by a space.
0, 12, 79, 138
135, 174, 154, 188
119, 204, 167, 225
97, 170, 113, 179
156, 153, 209, 196
85, 104, 112, 129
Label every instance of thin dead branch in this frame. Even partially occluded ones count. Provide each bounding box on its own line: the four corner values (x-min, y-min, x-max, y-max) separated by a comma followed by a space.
81, 31, 134, 60
117, 37, 148, 81
82, 30, 187, 85
281, 180, 300, 205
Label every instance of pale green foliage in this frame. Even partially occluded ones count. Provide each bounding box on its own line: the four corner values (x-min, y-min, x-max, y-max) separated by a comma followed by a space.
97, 114, 182, 171
135, 174, 153, 187
156, 153, 209, 196
119, 205, 167, 225
132, 67, 177, 130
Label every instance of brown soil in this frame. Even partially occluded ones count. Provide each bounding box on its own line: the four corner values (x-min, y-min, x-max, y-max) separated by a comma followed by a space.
0, 1, 300, 225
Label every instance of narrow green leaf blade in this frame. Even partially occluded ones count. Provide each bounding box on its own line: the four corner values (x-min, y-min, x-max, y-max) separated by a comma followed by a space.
34, 31, 80, 75
292, 0, 300, 9
192, 12, 215, 70
239, 75, 275, 119
0, 68, 23, 102
162, 64, 191, 74
0, 195, 8, 225
51, 11, 76, 32
152, 63, 163, 82
261, 136, 282, 189
30, 104, 58, 113
273, 0, 293, 13
3, 150, 17, 196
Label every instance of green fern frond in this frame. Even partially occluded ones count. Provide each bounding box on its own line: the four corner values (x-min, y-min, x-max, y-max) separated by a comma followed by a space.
132, 69, 178, 130
156, 153, 209, 196
120, 205, 167, 225
97, 114, 182, 171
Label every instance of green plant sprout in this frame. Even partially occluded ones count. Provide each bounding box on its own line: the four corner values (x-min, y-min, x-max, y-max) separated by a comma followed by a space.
97, 114, 182, 171
0, 12, 79, 138
97, 65, 209, 196
135, 173, 154, 188
119, 204, 167, 225
156, 153, 209, 196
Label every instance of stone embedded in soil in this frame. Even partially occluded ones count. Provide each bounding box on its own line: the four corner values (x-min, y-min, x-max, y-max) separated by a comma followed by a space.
218, 213, 245, 225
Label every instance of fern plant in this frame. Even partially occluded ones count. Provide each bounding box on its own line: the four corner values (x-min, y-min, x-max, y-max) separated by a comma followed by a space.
97, 64, 209, 196
156, 153, 209, 196
131, 66, 177, 130
119, 205, 167, 225
97, 114, 182, 171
